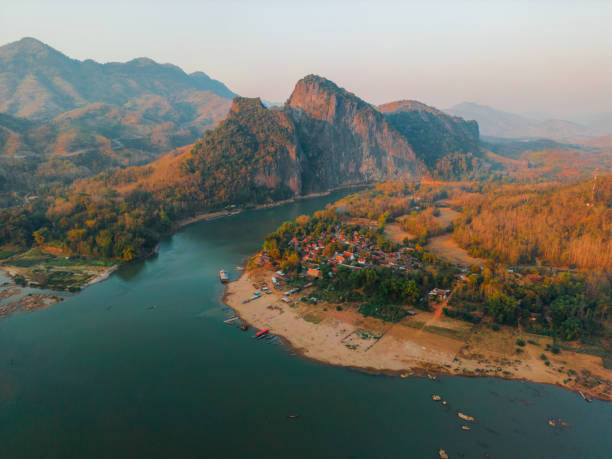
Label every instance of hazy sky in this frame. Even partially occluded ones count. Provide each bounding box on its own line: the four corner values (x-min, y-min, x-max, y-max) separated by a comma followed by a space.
1, 0, 611, 116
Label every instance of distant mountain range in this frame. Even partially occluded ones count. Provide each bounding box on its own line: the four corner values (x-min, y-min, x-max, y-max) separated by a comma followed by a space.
0, 37, 236, 206
446, 102, 612, 143
0, 37, 236, 119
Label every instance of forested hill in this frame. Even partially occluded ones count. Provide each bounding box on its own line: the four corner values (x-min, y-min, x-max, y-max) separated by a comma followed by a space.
378, 100, 483, 178
453, 175, 612, 270
0, 37, 236, 206
0, 75, 484, 260
0, 37, 236, 119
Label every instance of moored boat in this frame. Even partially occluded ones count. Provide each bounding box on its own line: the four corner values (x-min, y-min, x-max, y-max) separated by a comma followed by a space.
254, 328, 270, 339
219, 269, 229, 283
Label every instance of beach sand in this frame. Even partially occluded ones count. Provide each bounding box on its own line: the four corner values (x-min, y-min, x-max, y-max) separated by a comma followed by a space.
224, 269, 612, 401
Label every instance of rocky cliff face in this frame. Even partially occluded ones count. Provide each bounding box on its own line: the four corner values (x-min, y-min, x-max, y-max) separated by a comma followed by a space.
72, 75, 483, 210
285, 75, 427, 193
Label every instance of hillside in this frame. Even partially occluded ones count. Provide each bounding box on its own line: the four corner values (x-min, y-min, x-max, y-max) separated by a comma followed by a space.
0, 74, 483, 260
0, 37, 236, 119
0, 38, 235, 205
378, 100, 484, 178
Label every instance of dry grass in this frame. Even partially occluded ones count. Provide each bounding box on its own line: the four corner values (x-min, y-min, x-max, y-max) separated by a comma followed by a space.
426, 234, 485, 266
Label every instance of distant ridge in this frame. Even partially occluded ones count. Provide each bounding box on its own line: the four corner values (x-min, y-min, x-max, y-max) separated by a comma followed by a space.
446, 101, 607, 142
0, 37, 237, 119
0, 37, 238, 206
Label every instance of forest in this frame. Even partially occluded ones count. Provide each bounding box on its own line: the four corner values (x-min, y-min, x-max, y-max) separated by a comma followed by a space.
452, 175, 612, 270
0, 99, 298, 261
258, 181, 612, 342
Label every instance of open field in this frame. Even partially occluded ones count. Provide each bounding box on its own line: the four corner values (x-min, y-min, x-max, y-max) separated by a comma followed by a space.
384, 222, 415, 243
426, 234, 486, 267
435, 207, 460, 226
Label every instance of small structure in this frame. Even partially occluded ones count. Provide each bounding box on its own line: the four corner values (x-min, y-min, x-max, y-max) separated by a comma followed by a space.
306, 267, 321, 278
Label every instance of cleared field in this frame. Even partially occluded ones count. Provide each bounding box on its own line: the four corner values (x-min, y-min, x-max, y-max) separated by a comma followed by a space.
435, 207, 460, 226
384, 222, 415, 243
426, 233, 485, 267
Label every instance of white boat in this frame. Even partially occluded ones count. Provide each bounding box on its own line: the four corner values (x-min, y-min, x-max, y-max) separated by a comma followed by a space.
218, 269, 229, 283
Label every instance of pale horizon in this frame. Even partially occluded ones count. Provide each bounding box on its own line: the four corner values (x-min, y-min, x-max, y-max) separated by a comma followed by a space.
1, 0, 611, 118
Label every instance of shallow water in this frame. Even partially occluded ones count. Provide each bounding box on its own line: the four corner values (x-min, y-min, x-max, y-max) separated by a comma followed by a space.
0, 191, 610, 458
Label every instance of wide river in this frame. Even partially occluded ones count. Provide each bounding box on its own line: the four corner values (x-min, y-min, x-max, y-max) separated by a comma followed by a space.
0, 191, 610, 458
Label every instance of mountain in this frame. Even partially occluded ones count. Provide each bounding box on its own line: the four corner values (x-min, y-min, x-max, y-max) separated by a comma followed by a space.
378, 100, 480, 171
79, 74, 487, 200
0, 37, 236, 206
447, 102, 603, 142
0, 37, 236, 119
0, 75, 484, 259
284, 75, 427, 191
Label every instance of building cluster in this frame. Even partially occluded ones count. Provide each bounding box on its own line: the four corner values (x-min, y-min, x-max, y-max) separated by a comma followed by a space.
258, 225, 424, 279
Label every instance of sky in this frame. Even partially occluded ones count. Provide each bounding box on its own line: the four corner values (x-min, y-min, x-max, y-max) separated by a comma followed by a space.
1, 0, 611, 117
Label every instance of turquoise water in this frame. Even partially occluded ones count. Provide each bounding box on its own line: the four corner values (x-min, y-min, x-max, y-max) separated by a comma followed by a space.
0, 191, 610, 458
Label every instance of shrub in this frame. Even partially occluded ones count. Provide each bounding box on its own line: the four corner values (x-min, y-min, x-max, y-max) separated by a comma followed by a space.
516, 338, 525, 347
540, 353, 548, 361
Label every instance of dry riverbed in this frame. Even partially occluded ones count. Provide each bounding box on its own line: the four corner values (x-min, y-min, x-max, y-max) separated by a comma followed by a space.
225, 269, 612, 401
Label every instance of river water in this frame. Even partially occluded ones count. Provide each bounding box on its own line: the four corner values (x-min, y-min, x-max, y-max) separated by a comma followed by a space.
0, 191, 610, 458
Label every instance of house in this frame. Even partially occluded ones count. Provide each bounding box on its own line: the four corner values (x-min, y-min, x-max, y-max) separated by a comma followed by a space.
306, 267, 321, 278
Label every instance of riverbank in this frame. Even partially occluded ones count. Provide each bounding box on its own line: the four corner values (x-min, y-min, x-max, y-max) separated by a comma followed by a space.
175, 184, 366, 230
224, 269, 612, 401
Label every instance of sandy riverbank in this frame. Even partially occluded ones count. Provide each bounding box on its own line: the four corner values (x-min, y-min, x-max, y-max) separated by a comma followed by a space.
85, 265, 119, 287
224, 269, 612, 401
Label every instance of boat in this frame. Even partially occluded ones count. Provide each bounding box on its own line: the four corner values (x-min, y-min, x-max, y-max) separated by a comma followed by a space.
218, 270, 229, 283
254, 328, 270, 339
432, 395, 441, 401
458, 412, 475, 422
579, 391, 593, 402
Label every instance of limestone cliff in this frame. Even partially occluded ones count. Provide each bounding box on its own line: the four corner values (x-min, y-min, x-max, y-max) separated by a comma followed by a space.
285, 75, 427, 193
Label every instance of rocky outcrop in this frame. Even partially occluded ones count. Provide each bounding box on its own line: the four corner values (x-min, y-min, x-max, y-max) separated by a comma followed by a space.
286, 75, 427, 193
185, 76, 483, 199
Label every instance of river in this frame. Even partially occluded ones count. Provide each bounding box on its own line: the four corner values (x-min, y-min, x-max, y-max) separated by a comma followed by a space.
0, 190, 610, 458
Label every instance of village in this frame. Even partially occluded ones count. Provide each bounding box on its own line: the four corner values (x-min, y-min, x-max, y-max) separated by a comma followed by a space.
251, 222, 452, 301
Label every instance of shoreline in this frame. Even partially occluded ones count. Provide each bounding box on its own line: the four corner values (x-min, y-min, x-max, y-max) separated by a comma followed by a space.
223, 269, 612, 402
174, 184, 366, 231
0, 184, 365, 298
85, 265, 119, 287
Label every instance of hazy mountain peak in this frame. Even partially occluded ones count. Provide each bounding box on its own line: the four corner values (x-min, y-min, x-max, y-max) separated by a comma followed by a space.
447, 101, 604, 141
0, 37, 237, 119
0, 36, 67, 61
127, 57, 157, 66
